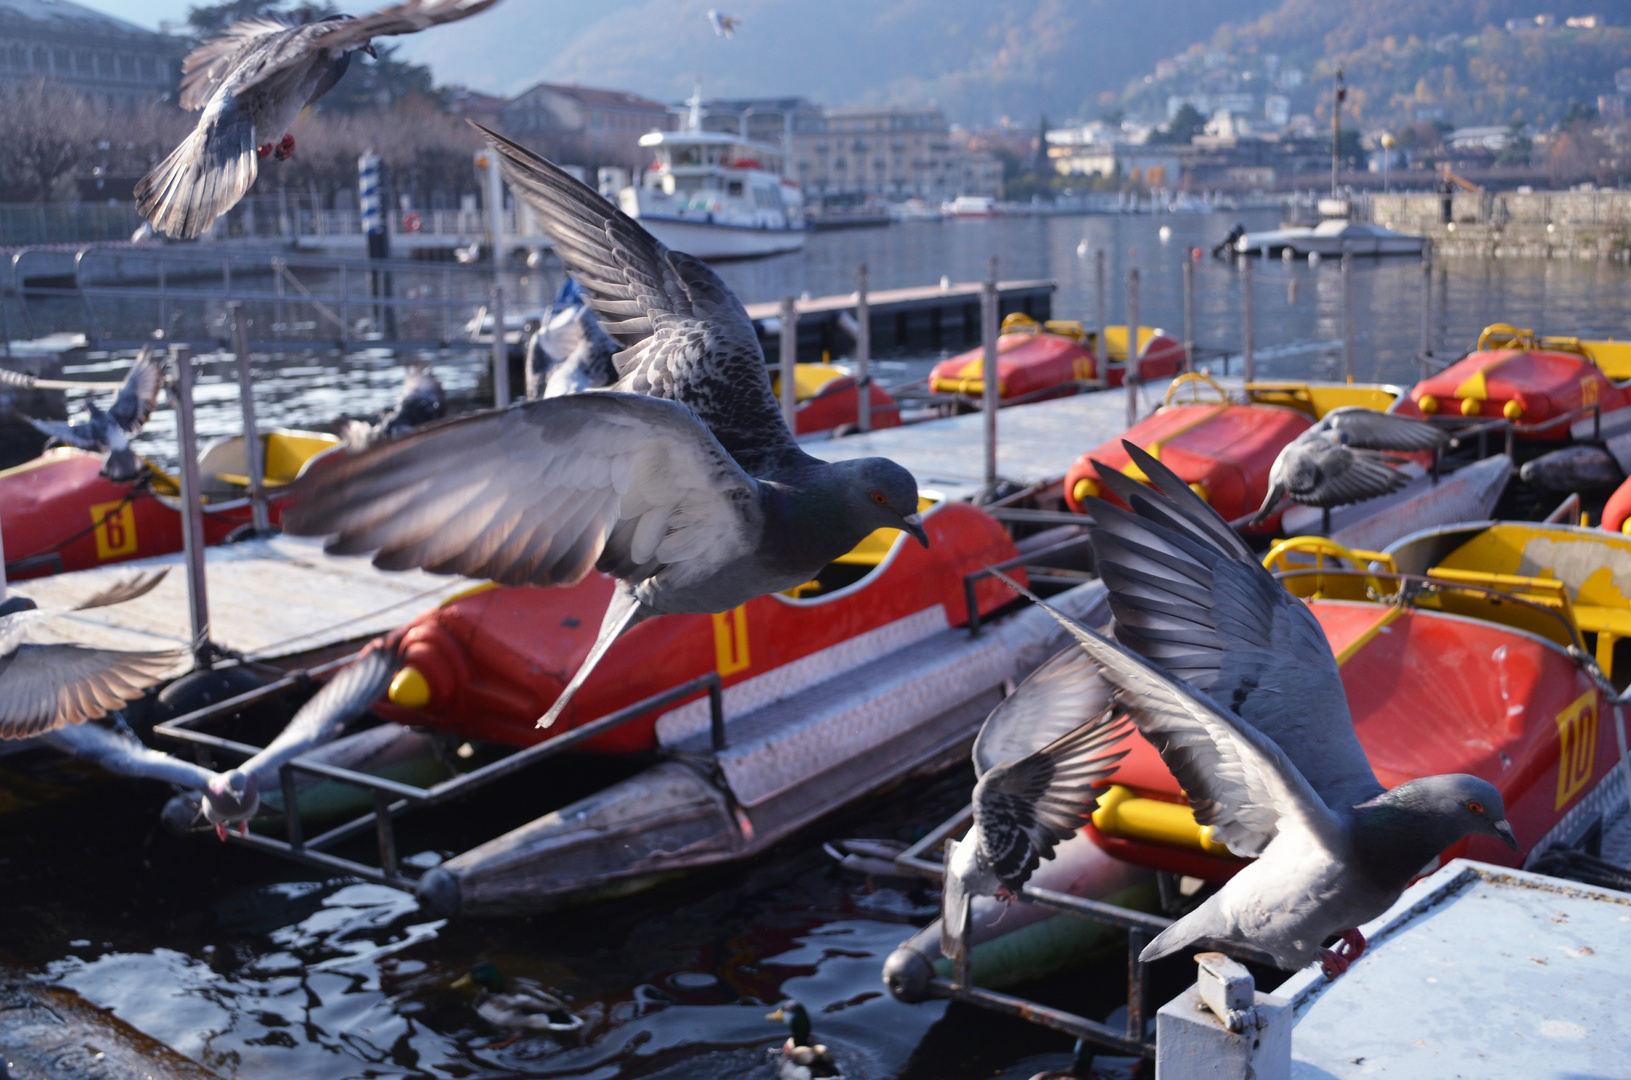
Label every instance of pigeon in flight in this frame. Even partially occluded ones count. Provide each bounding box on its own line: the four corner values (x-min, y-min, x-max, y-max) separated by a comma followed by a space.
0, 569, 181, 740
707, 10, 742, 37
343, 367, 447, 447
23, 347, 163, 483
283, 128, 927, 731
1248, 406, 1445, 526
524, 277, 620, 399
942, 646, 1131, 966
136, 0, 504, 239
1035, 442, 1517, 977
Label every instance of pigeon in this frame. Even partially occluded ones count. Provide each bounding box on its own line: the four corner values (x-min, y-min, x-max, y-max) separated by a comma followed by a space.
136, 0, 503, 239
1519, 445, 1623, 493
941, 646, 1132, 966
281, 127, 927, 732
0, 569, 180, 740
524, 277, 620, 399
707, 9, 743, 38
22, 347, 163, 483
343, 367, 447, 447
1039, 442, 1518, 977
1247, 406, 1445, 525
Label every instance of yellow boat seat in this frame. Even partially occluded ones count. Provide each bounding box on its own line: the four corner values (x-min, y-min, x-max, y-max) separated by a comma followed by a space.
770, 362, 851, 404
1244, 381, 1400, 418
1421, 566, 1579, 649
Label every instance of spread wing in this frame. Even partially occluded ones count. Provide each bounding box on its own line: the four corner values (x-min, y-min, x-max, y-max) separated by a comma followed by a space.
311, 0, 504, 48
41, 721, 218, 789
998, 573, 1341, 859
282, 392, 760, 589
1089, 442, 1385, 812
107, 347, 163, 434
177, 17, 294, 109
478, 125, 801, 475
974, 701, 1132, 890
1280, 440, 1412, 507
242, 639, 402, 782
1312, 407, 1445, 452
70, 568, 169, 611
0, 640, 182, 740
973, 645, 1114, 777
25, 417, 98, 450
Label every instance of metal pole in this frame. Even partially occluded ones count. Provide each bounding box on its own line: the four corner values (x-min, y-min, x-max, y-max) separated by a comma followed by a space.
1241, 256, 1255, 383
1094, 249, 1107, 377
1125, 268, 1140, 429
779, 296, 798, 431
490, 284, 510, 407
1341, 242, 1354, 384
856, 263, 871, 432
1419, 240, 1434, 379
980, 258, 1001, 488
170, 345, 211, 669
1182, 256, 1195, 372
229, 304, 270, 534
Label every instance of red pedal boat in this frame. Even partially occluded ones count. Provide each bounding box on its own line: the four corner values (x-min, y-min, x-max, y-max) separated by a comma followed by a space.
0, 430, 339, 580
374, 500, 1021, 750
929, 314, 1185, 401
1062, 374, 1404, 531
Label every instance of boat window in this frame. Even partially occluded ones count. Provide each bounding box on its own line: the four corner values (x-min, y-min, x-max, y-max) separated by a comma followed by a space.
673, 146, 701, 167
672, 175, 705, 193
727, 180, 744, 196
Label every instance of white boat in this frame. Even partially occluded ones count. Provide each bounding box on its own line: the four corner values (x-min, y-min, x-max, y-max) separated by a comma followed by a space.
1166, 193, 1215, 214
617, 125, 807, 260
1236, 219, 1426, 256
890, 198, 943, 222
942, 195, 998, 218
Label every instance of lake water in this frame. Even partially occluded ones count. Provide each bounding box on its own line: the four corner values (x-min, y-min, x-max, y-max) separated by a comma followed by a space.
9, 213, 1631, 1078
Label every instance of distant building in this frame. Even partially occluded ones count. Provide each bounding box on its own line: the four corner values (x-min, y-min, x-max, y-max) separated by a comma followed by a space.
500, 83, 674, 172
0, 0, 183, 109
1601, 94, 1627, 121
695, 96, 825, 150
1617, 68, 1631, 95
790, 105, 1002, 202
1565, 15, 1603, 29
1447, 126, 1514, 151
443, 86, 507, 129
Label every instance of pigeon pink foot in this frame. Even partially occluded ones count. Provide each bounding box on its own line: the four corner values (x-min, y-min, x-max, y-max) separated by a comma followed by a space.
1319, 928, 1367, 978
273, 134, 295, 160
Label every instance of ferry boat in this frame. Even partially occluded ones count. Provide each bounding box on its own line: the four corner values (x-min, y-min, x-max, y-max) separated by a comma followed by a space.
0, 431, 340, 580
616, 101, 806, 260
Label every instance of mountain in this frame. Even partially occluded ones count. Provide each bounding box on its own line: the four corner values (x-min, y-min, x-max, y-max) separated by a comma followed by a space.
390, 0, 1276, 124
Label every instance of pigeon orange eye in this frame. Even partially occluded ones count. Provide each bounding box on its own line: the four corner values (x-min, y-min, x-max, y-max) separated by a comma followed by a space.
872, 492, 888, 505
1467, 800, 1484, 815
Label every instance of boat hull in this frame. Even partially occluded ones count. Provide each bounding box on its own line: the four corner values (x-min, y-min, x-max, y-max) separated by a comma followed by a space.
1394, 347, 1631, 434
627, 216, 807, 260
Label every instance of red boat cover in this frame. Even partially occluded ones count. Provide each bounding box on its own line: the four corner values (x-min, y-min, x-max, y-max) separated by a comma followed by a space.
1394, 348, 1631, 434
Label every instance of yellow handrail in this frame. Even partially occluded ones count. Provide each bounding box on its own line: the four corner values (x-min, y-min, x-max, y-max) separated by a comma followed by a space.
1263, 536, 1397, 600
1163, 370, 1229, 406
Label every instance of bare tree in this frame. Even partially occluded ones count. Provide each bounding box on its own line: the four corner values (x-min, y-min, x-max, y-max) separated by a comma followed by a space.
0, 81, 96, 201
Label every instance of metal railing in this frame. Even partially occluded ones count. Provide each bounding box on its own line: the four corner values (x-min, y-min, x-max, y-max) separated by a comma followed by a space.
961, 528, 1095, 637
153, 670, 727, 888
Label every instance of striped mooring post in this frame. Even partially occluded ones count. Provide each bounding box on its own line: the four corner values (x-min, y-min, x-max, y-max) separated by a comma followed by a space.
357, 152, 393, 336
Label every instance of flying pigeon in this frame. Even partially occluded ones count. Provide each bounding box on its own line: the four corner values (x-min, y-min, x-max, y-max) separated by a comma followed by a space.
942, 647, 1132, 965
136, 0, 504, 239
343, 366, 447, 447
0, 569, 180, 740
524, 277, 621, 398
707, 10, 742, 37
1247, 406, 1445, 526
282, 127, 927, 731
22, 347, 163, 483
1045, 442, 1517, 977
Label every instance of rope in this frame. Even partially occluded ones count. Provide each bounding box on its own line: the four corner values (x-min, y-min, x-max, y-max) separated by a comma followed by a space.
4, 480, 151, 572
0, 367, 125, 391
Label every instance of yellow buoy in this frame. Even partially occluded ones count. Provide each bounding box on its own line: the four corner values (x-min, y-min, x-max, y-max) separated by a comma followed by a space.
1503, 399, 1524, 421
389, 666, 432, 708
1460, 396, 1481, 417
1073, 477, 1100, 504
1418, 394, 1438, 414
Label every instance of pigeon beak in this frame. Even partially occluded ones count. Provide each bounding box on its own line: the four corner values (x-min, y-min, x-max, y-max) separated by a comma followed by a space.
765, 1007, 784, 1022
362, 42, 378, 59
901, 512, 929, 548
1493, 818, 1519, 851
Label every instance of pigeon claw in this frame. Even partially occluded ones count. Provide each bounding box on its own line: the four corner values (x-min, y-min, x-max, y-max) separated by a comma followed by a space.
273, 134, 296, 161
1319, 928, 1368, 979
215, 822, 229, 843
256, 143, 274, 159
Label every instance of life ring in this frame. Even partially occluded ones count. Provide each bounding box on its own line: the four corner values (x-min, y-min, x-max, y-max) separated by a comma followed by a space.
401, 211, 423, 233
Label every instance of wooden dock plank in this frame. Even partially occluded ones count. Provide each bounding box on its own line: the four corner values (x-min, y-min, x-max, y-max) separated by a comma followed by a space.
741, 278, 1054, 321
15, 535, 470, 659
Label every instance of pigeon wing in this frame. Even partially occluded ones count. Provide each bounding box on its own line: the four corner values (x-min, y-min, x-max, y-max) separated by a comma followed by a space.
0, 642, 182, 739
974, 708, 1133, 890
41, 721, 218, 789
283, 392, 761, 590
242, 639, 402, 783
1087, 442, 1385, 812
1284, 441, 1410, 507
973, 645, 1114, 777
107, 347, 163, 434
71, 568, 169, 611
1313, 407, 1445, 451
177, 17, 293, 110
1000, 576, 1341, 858
310, 0, 503, 47
26, 417, 98, 450
477, 125, 800, 473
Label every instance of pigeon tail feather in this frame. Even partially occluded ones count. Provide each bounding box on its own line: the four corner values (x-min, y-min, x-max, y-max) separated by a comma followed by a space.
135, 106, 258, 240
537, 586, 647, 729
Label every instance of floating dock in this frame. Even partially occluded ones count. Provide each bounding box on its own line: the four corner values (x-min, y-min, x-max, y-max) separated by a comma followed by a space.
743, 278, 1055, 362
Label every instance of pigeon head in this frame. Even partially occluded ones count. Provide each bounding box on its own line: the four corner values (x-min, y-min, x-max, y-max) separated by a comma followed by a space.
1360, 773, 1518, 863
202, 768, 259, 825
831, 457, 928, 547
